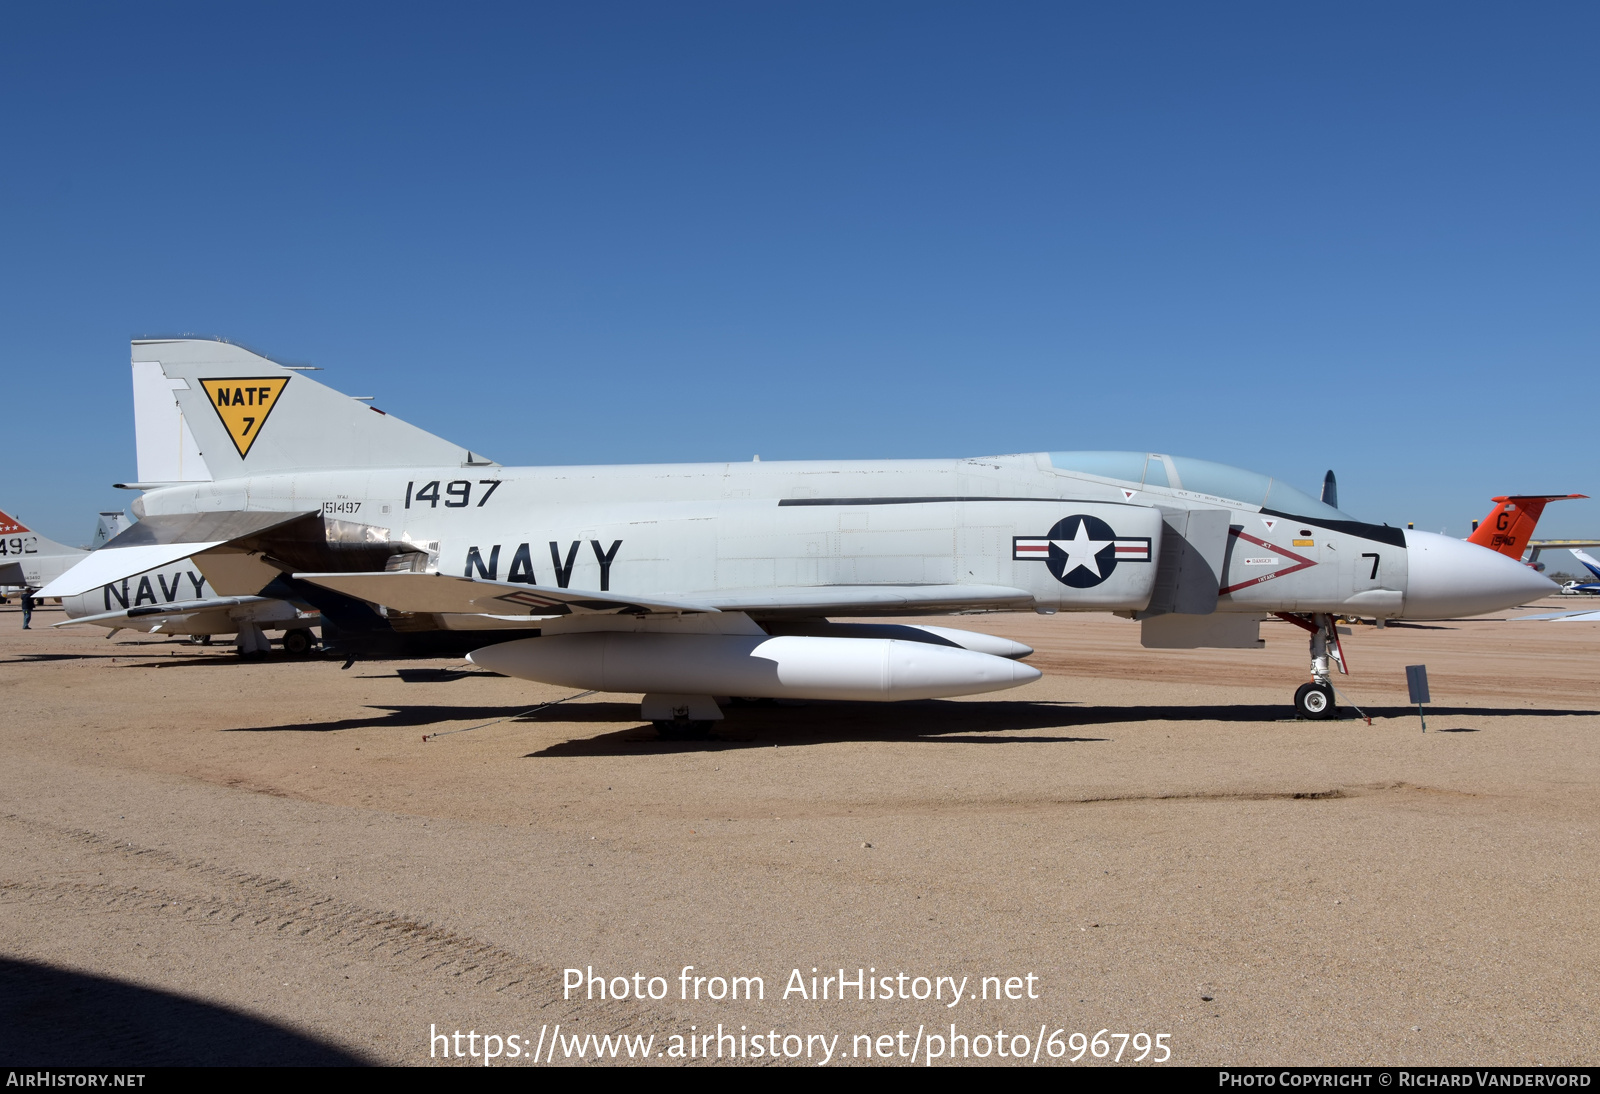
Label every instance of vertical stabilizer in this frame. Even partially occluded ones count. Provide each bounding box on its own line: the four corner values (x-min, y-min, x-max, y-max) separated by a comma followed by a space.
0, 509, 81, 559
131, 339, 490, 479
1572, 550, 1600, 581
1467, 494, 1587, 559
133, 361, 212, 484
92, 512, 129, 549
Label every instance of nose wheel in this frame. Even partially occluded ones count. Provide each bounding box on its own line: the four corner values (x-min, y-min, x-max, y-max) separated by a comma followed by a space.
1294, 681, 1336, 719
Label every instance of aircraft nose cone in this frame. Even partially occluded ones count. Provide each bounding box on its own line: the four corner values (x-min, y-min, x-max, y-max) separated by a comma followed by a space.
1402, 530, 1558, 619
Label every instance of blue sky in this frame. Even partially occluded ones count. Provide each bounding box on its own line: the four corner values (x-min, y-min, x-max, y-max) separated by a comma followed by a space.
5, 2, 1596, 543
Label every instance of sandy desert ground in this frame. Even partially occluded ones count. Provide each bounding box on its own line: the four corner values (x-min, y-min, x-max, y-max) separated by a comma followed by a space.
1, 599, 1596, 1066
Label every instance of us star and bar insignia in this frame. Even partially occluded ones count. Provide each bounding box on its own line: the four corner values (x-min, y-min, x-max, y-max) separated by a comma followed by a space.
1013, 514, 1152, 589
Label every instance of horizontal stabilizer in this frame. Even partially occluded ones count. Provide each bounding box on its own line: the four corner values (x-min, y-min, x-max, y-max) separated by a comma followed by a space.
293, 571, 717, 617
39, 543, 223, 599
35, 511, 316, 599
104, 510, 317, 548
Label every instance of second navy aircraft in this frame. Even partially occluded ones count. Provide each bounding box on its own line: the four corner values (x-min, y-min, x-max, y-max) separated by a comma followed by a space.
41, 339, 1555, 729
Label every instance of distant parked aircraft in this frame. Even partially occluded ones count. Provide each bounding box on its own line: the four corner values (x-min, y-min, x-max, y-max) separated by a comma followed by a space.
1561, 549, 1600, 595
1468, 495, 1588, 566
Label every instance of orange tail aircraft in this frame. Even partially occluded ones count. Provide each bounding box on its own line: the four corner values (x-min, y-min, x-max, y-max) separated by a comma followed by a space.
1468, 495, 1588, 561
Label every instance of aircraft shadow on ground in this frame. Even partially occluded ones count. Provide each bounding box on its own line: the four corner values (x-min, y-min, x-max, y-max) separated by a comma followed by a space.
0, 653, 93, 664
225, 703, 547, 733
223, 698, 1600, 746
120, 653, 309, 669
0, 957, 370, 1066
527, 701, 1600, 756
0, 649, 180, 665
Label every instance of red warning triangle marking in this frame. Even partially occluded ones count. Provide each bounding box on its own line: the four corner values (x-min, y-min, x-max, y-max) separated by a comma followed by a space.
1220, 529, 1317, 594
1121, 489, 1138, 501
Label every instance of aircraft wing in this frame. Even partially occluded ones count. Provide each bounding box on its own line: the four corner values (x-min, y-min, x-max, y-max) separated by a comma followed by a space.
36, 510, 317, 599
294, 571, 717, 617
1515, 610, 1600, 622
294, 573, 1035, 619
686, 584, 1035, 614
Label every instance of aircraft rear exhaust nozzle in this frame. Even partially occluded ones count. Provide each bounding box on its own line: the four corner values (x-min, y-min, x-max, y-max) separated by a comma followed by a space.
1402, 530, 1559, 619
467, 633, 1042, 702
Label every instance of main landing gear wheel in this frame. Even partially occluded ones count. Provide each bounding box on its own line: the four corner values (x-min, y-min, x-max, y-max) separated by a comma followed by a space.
653, 720, 716, 741
1294, 682, 1337, 720
282, 628, 315, 656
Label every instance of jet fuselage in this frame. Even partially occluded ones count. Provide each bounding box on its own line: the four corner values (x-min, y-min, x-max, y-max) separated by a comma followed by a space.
129, 452, 1546, 624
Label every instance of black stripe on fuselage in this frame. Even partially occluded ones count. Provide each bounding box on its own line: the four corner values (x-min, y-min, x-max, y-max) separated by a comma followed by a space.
1258, 508, 1408, 547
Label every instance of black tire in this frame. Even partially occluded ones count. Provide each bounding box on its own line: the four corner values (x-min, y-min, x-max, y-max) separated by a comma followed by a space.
282, 628, 314, 656
1294, 682, 1337, 720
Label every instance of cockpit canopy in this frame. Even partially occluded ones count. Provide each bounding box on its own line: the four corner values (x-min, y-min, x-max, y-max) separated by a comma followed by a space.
1048, 451, 1352, 522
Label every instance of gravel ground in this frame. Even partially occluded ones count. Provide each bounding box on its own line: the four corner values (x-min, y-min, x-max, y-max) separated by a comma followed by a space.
2, 600, 1595, 1066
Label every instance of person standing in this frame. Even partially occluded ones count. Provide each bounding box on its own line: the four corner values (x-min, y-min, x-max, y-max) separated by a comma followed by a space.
20, 591, 35, 630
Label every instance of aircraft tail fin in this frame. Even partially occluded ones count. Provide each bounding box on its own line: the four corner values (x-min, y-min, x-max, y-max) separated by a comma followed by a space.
1466, 494, 1587, 559
91, 512, 129, 549
0, 509, 80, 558
129, 339, 494, 481
1572, 549, 1600, 581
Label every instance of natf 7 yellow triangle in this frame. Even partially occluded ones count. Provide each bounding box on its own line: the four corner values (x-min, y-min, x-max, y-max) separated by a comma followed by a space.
199, 376, 290, 458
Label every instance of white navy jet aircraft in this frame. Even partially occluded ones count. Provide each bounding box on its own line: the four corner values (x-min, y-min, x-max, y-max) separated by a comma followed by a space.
55, 556, 322, 654
40, 339, 1555, 730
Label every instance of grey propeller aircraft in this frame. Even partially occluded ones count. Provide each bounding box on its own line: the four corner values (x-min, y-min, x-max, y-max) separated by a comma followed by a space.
0, 509, 126, 596
40, 338, 1554, 731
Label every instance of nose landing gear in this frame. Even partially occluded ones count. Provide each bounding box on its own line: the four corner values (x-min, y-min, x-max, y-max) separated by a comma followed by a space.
1276, 612, 1347, 720
1293, 681, 1336, 719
